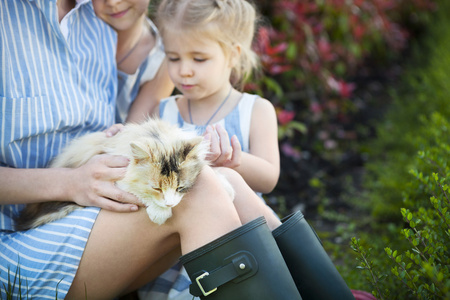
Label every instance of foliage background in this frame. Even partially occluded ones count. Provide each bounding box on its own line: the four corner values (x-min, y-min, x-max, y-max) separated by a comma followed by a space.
247, 0, 437, 218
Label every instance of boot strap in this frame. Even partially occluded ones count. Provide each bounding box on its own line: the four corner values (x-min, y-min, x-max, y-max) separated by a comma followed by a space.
190, 251, 258, 297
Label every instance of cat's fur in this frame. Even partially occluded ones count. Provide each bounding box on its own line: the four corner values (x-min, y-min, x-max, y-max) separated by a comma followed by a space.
16, 118, 234, 230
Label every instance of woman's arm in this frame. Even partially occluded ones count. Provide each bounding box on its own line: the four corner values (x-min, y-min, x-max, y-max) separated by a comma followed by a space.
0, 166, 75, 205
125, 61, 174, 124
0, 155, 141, 211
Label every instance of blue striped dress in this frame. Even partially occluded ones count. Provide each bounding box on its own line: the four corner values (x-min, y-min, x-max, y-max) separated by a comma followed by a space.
0, 1, 117, 298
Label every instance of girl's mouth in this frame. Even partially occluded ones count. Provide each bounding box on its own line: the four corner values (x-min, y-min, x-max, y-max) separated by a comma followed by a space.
110, 9, 129, 19
181, 84, 195, 90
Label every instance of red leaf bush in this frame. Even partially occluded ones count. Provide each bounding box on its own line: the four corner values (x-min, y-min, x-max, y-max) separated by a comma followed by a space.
249, 0, 436, 156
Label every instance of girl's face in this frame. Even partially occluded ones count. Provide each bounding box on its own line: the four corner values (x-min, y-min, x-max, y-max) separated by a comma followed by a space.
163, 29, 234, 102
93, 0, 150, 31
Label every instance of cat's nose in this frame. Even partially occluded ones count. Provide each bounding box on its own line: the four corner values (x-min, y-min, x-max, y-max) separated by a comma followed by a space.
164, 191, 183, 207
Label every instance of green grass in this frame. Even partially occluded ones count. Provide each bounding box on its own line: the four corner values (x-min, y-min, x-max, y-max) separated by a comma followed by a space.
1, 265, 30, 300
0, 263, 66, 300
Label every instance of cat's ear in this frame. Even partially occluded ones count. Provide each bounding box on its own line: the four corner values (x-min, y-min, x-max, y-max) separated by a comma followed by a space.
182, 136, 206, 160
130, 142, 150, 162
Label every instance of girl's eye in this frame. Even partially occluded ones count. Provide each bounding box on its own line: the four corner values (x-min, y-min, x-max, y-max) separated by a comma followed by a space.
194, 58, 206, 62
168, 57, 179, 62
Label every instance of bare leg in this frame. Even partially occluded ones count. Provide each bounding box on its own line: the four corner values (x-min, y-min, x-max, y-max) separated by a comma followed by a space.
216, 167, 282, 230
122, 246, 182, 295
66, 167, 241, 300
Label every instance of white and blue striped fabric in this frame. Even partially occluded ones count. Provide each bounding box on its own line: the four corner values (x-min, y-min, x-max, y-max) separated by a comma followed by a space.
0, 0, 116, 298
1, 207, 101, 298
159, 93, 257, 153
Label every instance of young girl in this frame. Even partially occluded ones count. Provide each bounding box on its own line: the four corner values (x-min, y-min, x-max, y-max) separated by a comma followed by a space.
150, 1, 354, 299
155, 0, 280, 195
93, 0, 174, 124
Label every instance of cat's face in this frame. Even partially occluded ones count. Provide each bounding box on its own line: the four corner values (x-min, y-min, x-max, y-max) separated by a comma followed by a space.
122, 136, 207, 209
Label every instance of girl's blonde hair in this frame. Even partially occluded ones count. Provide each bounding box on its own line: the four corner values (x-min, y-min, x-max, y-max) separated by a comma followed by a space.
156, 0, 259, 90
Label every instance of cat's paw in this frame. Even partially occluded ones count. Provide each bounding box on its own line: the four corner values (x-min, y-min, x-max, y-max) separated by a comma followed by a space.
146, 206, 172, 225
215, 172, 235, 201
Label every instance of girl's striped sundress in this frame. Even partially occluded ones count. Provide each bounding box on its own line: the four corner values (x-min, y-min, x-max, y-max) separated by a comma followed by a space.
159, 93, 258, 153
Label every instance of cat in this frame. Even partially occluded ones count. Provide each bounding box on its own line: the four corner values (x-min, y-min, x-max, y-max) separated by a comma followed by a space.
15, 118, 234, 230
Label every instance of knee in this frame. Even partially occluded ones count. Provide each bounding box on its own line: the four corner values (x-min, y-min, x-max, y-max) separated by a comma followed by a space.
213, 167, 244, 186
172, 166, 237, 215
190, 166, 234, 202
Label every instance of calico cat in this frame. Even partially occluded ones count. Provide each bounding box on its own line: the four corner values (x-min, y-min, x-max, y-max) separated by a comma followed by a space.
16, 118, 233, 230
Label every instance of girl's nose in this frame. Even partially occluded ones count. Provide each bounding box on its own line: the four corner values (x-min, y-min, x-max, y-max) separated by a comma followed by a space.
105, 0, 121, 6
179, 62, 193, 77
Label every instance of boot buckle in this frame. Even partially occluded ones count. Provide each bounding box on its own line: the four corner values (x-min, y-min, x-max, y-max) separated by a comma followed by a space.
196, 272, 218, 296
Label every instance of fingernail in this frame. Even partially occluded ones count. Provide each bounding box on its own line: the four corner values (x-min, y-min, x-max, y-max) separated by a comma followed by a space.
131, 205, 138, 212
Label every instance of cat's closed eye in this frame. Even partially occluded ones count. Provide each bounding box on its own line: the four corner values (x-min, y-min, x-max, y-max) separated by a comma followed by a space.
176, 186, 189, 193
153, 187, 162, 192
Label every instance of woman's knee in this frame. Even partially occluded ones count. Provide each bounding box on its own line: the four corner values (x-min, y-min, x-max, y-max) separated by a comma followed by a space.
180, 166, 235, 208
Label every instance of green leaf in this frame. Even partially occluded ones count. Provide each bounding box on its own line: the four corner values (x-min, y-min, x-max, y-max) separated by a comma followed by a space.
385, 248, 392, 256
289, 121, 308, 134
263, 77, 283, 98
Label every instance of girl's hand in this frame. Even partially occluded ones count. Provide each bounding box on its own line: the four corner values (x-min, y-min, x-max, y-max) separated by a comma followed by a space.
104, 123, 125, 137
69, 154, 141, 212
204, 124, 242, 168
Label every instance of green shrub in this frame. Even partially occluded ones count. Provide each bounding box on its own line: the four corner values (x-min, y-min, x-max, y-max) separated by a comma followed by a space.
362, 0, 450, 220
352, 113, 450, 299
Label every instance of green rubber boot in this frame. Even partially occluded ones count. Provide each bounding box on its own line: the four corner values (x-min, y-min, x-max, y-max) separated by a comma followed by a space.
180, 216, 303, 300
273, 211, 355, 300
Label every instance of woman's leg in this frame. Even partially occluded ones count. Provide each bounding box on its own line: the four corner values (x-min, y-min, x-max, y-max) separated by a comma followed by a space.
66, 167, 241, 300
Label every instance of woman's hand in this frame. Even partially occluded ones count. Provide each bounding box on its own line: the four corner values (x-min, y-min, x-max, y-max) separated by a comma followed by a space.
60, 123, 140, 212
68, 154, 141, 212
204, 124, 242, 169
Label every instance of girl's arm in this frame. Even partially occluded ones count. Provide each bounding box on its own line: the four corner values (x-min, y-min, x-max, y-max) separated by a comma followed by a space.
207, 98, 280, 193
125, 60, 174, 124
0, 155, 140, 211
232, 98, 280, 193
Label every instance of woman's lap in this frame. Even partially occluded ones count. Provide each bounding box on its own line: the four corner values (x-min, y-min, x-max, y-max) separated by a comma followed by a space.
0, 207, 100, 299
